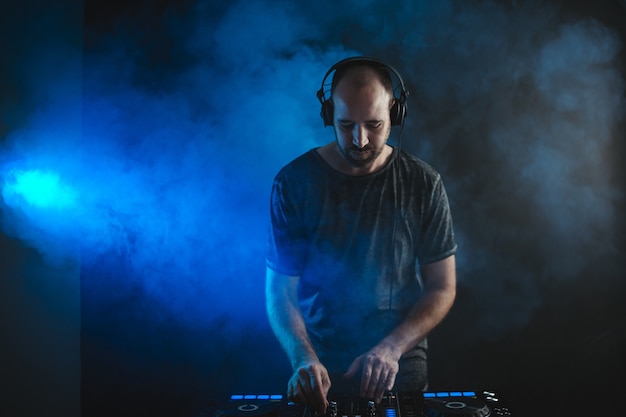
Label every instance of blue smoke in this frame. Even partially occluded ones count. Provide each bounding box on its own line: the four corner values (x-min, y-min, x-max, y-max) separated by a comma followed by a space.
1, 0, 624, 343
3, 170, 77, 209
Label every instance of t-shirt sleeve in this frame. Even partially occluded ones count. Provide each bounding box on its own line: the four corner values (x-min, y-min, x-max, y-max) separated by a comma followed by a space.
266, 172, 308, 276
416, 174, 457, 265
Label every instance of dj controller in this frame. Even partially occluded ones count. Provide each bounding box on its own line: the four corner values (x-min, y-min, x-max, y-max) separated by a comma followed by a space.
193, 390, 512, 417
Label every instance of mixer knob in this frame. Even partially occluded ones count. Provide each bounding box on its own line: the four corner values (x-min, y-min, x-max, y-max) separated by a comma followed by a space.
367, 401, 376, 417
329, 401, 338, 417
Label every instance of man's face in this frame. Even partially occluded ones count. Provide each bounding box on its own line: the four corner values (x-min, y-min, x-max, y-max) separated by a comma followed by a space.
332, 73, 393, 172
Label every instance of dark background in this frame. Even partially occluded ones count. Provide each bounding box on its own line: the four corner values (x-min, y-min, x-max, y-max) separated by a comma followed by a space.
1, 1, 625, 416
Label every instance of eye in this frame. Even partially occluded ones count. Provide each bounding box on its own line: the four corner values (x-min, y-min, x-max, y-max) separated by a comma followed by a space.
339, 122, 355, 130
367, 122, 382, 130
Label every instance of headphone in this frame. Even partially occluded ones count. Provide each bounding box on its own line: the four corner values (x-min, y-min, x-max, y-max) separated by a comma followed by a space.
316, 56, 408, 127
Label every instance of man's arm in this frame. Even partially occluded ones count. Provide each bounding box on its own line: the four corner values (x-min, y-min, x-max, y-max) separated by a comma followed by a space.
265, 267, 331, 412
344, 255, 456, 401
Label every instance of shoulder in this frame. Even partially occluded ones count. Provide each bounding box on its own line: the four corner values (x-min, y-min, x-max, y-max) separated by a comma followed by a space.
396, 149, 442, 183
273, 149, 321, 182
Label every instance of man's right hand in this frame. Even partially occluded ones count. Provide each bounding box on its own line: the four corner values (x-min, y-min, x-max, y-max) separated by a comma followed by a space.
287, 361, 331, 413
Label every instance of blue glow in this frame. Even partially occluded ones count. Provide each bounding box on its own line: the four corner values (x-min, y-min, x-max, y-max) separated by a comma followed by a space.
231, 395, 244, 400
3, 169, 77, 209
436, 392, 450, 397
423, 393, 436, 398
244, 395, 256, 400
463, 392, 476, 397
450, 392, 462, 397
270, 395, 283, 400
385, 408, 396, 417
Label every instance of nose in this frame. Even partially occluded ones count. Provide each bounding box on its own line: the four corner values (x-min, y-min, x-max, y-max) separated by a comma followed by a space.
352, 125, 369, 149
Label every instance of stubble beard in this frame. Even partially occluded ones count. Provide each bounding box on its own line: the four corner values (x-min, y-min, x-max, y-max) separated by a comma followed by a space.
339, 145, 384, 168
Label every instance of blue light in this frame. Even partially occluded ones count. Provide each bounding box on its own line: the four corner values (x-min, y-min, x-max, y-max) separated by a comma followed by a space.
3, 169, 77, 209
231, 395, 244, 400
462, 392, 476, 397
423, 393, 436, 398
244, 395, 256, 399
270, 395, 283, 400
257, 395, 270, 400
450, 392, 462, 397
435, 392, 449, 397
385, 408, 396, 417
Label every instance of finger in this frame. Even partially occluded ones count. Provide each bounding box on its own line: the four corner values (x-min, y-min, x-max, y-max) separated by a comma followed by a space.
361, 365, 379, 399
288, 375, 302, 403
384, 368, 397, 392
289, 371, 305, 403
377, 368, 398, 403
311, 370, 330, 413
374, 369, 390, 403
360, 367, 371, 398
310, 371, 324, 412
297, 376, 315, 406
287, 383, 295, 402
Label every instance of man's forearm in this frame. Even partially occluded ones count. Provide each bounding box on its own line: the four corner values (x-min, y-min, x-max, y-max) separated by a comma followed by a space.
265, 269, 320, 370
266, 268, 332, 411
377, 256, 456, 358
380, 286, 455, 358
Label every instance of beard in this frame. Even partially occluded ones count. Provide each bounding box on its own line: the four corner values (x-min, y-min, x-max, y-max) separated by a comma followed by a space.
339, 144, 384, 168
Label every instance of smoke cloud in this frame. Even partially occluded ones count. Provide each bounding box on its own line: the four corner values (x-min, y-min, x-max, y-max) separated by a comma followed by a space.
1, 0, 624, 346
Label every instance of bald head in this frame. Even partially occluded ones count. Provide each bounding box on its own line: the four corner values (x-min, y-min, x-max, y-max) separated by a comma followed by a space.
332, 65, 396, 122
331, 64, 394, 98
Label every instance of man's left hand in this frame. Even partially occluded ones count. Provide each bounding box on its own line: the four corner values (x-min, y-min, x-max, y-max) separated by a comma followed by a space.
343, 345, 400, 403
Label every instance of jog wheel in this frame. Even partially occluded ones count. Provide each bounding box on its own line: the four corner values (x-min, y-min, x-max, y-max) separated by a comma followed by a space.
424, 396, 491, 417
216, 402, 281, 417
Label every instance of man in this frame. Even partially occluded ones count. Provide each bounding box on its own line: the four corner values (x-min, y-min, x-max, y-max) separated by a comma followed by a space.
265, 57, 457, 413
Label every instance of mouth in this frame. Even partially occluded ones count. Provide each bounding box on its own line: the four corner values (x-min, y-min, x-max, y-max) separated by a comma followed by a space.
350, 147, 372, 155
349, 151, 371, 160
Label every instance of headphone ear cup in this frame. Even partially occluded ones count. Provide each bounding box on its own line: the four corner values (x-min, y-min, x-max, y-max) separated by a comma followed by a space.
390, 100, 406, 126
321, 99, 334, 127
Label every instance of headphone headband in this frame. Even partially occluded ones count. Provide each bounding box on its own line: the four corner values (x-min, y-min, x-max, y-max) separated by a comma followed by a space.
316, 56, 409, 127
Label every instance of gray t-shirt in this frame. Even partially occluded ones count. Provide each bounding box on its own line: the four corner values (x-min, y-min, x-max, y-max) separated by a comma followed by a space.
267, 147, 456, 372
